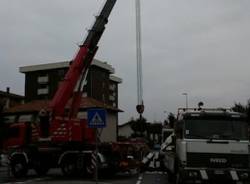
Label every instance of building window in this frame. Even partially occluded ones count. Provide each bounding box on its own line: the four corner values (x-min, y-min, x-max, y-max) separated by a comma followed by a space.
37, 75, 49, 84
109, 95, 115, 101
109, 84, 116, 91
102, 94, 105, 102
3, 115, 16, 123
18, 114, 34, 122
39, 83, 48, 89
37, 86, 49, 95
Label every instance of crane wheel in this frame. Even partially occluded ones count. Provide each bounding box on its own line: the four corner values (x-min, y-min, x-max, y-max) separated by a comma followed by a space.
10, 156, 28, 178
34, 161, 49, 176
35, 167, 49, 176
60, 157, 77, 177
85, 164, 94, 176
175, 172, 184, 184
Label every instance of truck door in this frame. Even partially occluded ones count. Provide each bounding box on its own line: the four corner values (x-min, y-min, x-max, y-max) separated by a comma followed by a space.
3, 123, 26, 149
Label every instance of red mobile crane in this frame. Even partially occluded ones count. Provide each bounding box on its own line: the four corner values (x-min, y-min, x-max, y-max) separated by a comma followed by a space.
2, 0, 146, 178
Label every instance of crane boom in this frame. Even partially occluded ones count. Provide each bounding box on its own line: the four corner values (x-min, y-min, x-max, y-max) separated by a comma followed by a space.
49, 0, 117, 117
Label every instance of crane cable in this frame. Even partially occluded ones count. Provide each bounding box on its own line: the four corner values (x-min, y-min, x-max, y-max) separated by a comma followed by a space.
135, 0, 144, 117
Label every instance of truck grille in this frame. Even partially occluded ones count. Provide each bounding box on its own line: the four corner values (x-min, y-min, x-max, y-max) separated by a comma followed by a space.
186, 152, 249, 168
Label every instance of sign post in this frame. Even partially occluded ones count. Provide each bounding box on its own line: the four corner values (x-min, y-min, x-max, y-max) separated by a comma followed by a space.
87, 108, 107, 184
95, 129, 98, 183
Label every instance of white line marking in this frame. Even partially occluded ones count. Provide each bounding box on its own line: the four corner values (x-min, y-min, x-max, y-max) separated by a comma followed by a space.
136, 173, 143, 184
200, 170, 208, 180
3, 177, 51, 184
136, 181, 142, 184
155, 161, 161, 168
145, 171, 165, 174
230, 170, 239, 181
154, 152, 159, 159
149, 161, 154, 168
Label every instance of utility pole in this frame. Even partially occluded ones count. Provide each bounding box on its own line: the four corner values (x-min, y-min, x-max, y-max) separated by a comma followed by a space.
135, 0, 144, 119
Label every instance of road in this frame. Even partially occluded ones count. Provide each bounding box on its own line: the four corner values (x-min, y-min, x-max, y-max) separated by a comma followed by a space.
0, 167, 168, 184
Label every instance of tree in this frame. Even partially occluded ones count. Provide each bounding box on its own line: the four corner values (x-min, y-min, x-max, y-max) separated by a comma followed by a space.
167, 113, 176, 128
129, 117, 147, 137
146, 123, 163, 145
148, 123, 162, 134
232, 100, 250, 124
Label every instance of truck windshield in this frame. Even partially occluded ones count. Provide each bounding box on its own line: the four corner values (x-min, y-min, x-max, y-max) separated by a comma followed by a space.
184, 119, 248, 140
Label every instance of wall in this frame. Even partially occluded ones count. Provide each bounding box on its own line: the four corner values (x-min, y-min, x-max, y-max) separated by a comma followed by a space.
99, 112, 117, 142
118, 124, 133, 138
77, 111, 117, 142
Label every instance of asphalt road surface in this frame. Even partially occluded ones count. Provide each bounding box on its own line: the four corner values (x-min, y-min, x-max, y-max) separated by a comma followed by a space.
0, 167, 168, 184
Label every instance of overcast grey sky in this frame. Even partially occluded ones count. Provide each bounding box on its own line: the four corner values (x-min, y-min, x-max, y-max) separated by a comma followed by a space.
0, 0, 250, 123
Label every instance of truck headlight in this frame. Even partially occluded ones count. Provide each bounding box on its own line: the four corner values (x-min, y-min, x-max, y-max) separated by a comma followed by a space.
239, 172, 249, 180
188, 171, 198, 178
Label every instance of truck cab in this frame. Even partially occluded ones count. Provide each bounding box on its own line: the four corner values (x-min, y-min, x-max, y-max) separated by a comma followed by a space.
2, 114, 38, 150
164, 108, 250, 183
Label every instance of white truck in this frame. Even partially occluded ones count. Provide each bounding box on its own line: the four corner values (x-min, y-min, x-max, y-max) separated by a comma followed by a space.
162, 108, 250, 184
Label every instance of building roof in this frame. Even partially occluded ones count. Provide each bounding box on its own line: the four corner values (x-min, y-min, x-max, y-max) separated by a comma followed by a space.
4, 97, 123, 114
0, 90, 24, 99
19, 59, 115, 74
109, 75, 122, 83
118, 121, 132, 128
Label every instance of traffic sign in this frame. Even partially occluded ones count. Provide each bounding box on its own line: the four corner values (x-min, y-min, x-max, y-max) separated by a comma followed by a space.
87, 109, 106, 128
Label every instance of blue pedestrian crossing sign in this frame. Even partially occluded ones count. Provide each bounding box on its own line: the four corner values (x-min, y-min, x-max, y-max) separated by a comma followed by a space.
87, 109, 107, 128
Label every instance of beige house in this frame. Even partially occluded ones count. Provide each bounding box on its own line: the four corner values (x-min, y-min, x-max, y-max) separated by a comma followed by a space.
118, 122, 134, 138
4, 97, 122, 142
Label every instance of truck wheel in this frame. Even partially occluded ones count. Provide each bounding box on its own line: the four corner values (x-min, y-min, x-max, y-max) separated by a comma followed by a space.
176, 172, 183, 184
61, 158, 76, 177
35, 167, 49, 176
86, 164, 94, 176
34, 163, 49, 176
75, 156, 85, 176
85, 159, 100, 176
85, 154, 100, 176
10, 157, 28, 178
33, 157, 50, 176
167, 171, 175, 182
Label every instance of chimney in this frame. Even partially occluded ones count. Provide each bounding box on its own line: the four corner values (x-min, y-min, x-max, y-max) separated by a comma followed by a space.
6, 87, 10, 94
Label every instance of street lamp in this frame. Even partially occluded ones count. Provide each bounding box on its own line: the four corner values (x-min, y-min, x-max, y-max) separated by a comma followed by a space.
182, 93, 188, 109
